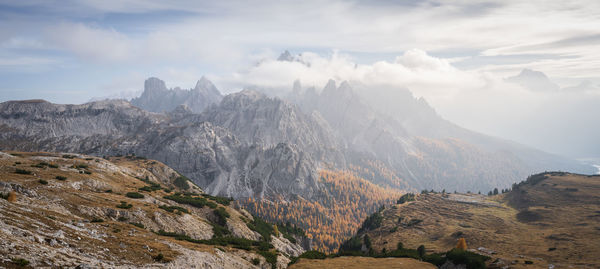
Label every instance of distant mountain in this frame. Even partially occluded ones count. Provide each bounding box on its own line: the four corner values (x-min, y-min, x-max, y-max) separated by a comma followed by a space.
130, 77, 222, 113
0, 77, 596, 252
0, 99, 320, 201
287, 80, 594, 192
505, 68, 560, 92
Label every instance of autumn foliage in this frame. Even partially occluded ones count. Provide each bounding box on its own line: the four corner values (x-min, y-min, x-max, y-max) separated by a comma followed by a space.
456, 238, 467, 250
239, 170, 400, 252
7, 191, 17, 203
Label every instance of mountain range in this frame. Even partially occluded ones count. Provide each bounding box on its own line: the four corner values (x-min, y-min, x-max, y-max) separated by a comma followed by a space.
0, 75, 594, 251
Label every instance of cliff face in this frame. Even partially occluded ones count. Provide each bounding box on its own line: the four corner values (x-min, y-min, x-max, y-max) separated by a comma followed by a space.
0, 98, 321, 201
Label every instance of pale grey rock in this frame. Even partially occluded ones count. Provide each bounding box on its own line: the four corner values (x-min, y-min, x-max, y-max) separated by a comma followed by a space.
131, 77, 223, 114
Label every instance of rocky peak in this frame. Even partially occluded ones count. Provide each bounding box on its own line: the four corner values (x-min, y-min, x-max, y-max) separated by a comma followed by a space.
131, 77, 223, 114
143, 77, 168, 93
194, 76, 221, 95
277, 50, 294, 62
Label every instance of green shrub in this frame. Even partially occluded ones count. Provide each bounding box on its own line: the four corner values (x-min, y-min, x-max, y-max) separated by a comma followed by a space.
116, 201, 133, 209
62, 154, 76, 159
48, 163, 59, 168
164, 194, 217, 209
158, 205, 189, 214
15, 168, 32, 175
84, 170, 92, 175
338, 236, 363, 252
154, 253, 164, 261
277, 221, 306, 243
213, 207, 230, 226
423, 253, 447, 266
202, 193, 232, 206
357, 211, 383, 233
91, 218, 104, 223
118, 216, 128, 221
11, 257, 29, 267
397, 193, 416, 204
173, 176, 190, 190
39, 179, 48, 185
445, 249, 489, 269
126, 192, 144, 199
252, 258, 260, 265
258, 251, 277, 269
407, 219, 423, 227
246, 215, 274, 241
417, 245, 426, 257
55, 175, 67, 181
212, 223, 231, 237
139, 182, 161, 192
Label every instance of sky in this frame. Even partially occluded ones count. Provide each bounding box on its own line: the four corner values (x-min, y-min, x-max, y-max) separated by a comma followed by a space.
0, 0, 599, 158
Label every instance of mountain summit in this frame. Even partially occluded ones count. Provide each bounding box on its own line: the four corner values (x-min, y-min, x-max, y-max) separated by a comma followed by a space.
131, 77, 223, 113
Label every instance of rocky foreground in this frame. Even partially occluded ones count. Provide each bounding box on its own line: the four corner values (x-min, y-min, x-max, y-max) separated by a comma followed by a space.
0, 151, 306, 268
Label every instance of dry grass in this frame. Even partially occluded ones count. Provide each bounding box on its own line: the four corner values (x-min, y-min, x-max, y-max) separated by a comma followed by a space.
363, 173, 600, 268
0, 151, 243, 266
290, 256, 436, 269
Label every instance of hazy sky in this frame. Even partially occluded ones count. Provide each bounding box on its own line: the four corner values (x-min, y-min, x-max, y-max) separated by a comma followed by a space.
0, 0, 599, 158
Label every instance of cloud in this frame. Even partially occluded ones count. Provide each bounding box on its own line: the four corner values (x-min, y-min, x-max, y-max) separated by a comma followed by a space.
45, 23, 133, 62
223, 49, 487, 106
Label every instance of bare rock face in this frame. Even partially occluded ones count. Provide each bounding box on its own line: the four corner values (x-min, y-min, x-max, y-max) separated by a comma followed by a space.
0, 98, 322, 201
131, 77, 223, 114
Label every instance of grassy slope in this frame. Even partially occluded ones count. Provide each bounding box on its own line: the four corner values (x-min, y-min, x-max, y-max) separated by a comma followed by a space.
289, 256, 436, 269
360, 173, 600, 268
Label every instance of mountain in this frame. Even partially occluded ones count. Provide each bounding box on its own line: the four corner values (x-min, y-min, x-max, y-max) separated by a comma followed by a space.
0, 77, 596, 253
340, 172, 600, 268
0, 151, 307, 268
0, 99, 321, 201
131, 77, 222, 113
288, 80, 594, 192
505, 68, 560, 92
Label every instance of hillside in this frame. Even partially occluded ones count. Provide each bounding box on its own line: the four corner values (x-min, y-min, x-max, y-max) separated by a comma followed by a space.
240, 170, 401, 252
344, 172, 600, 268
289, 256, 436, 269
0, 151, 307, 268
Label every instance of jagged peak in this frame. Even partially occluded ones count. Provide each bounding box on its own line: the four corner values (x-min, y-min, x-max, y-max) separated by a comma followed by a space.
277, 50, 294, 62
194, 76, 217, 91
323, 79, 337, 91
293, 79, 302, 92
144, 77, 167, 92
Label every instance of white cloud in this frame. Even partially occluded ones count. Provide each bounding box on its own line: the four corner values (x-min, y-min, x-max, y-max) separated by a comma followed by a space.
46, 23, 133, 62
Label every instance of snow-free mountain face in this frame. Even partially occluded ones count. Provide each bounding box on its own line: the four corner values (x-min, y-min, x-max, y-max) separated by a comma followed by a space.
130, 77, 222, 113
1, 78, 594, 197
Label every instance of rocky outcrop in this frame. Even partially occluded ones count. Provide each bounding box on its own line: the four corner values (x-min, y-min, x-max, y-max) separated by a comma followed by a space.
131, 77, 223, 113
